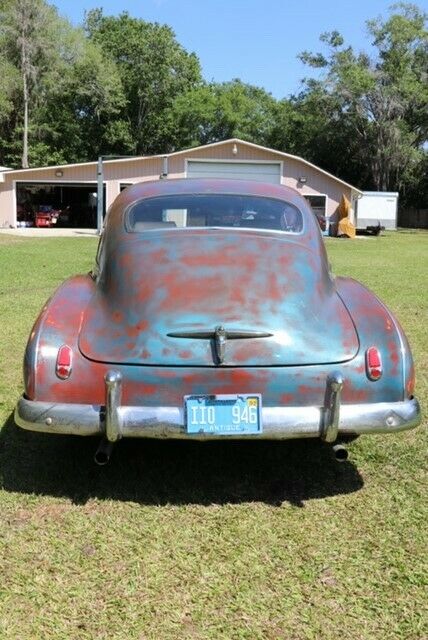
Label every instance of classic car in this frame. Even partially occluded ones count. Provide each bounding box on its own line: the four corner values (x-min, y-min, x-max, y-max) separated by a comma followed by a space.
15, 179, 420, 464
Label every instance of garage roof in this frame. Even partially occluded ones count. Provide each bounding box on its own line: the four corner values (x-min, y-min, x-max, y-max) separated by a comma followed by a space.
3, 138, 362, 193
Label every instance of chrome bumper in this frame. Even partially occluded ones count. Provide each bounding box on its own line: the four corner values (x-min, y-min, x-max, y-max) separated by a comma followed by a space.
15, 371, 421, 441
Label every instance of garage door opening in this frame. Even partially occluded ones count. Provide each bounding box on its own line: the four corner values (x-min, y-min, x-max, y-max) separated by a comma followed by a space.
16, 183, 105, 229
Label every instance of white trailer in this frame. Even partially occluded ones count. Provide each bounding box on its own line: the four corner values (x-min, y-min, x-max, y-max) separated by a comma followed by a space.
355, 191, 398, 233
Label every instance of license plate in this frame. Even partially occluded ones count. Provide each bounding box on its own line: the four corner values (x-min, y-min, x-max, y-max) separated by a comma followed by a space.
185, 394, 262, 435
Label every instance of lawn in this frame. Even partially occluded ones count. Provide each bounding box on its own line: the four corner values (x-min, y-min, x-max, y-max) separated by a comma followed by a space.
0, 231, 426, 640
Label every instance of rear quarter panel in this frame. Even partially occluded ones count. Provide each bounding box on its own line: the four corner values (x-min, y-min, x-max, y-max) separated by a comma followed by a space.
336, 277, 414, 402
24, 275, 97, 401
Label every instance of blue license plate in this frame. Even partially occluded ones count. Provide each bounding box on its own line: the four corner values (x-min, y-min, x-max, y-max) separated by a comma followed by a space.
185, 394, 262, 435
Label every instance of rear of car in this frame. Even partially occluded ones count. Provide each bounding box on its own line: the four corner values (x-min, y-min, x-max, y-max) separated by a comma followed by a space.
15, 180, 420, 454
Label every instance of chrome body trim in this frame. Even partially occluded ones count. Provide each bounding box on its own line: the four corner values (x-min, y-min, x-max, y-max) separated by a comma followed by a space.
166, 328, 273, 340
167, 326, 273, 366
15, 396, 421, 441
214, 325, 226, 365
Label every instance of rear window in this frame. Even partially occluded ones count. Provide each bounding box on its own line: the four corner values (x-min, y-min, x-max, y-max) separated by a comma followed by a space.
126, 194, 303, 233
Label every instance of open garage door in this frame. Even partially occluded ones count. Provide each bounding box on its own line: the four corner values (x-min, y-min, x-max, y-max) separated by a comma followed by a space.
16, 182, 105, 229
187, 160, 281, 184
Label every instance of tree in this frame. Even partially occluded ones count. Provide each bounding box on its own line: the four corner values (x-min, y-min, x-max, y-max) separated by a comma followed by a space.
267, 87, 372, 190
0, 0, 62, 167
85, 9, 202, 154
168, 79, 279, 149
0, 1, 132, 167
298, 4, 428, 192
35, 38, 131, 164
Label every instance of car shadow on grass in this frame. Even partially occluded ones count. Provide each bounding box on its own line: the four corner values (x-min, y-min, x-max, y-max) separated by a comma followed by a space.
0, 413, 364, 507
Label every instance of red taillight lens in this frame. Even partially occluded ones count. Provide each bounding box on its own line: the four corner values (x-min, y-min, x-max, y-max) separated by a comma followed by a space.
56, 345, 72, 379
366, 347, 382, 381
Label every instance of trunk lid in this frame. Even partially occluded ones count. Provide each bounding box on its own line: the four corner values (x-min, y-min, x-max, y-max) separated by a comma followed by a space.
79, 230, 359, 367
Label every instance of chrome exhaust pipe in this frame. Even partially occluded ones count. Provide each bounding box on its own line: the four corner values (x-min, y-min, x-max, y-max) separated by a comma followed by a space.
94, 438, 115, 466
332, 443, 348, 462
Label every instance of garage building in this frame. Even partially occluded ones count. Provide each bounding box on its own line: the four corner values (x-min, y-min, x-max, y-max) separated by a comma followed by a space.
0, 139, 361, 229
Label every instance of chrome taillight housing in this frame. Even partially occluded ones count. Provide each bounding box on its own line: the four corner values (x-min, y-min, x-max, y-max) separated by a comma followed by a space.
56, 345, 72, 379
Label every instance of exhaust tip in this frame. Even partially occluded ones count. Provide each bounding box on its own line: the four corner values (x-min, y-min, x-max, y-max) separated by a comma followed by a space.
94, 450, 110, 466
94, 439, 114, 466
332, 443, 348, 462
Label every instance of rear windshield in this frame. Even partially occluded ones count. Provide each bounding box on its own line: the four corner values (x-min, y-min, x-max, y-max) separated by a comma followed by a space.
126, 194, 303, 233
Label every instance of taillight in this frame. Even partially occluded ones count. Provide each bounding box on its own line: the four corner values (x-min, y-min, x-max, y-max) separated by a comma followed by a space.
366, 347, 382, 381
56, 345, 72, 379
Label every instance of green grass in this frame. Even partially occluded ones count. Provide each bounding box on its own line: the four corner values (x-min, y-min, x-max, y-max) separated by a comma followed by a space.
0, 231, 427, 640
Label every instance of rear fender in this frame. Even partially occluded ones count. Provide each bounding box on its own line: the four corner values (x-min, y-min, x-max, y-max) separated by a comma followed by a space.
24, 275, 97, 400
336, 277, 414, 401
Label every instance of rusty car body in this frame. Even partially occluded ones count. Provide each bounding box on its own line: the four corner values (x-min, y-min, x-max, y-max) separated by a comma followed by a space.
15, 179, 420, 463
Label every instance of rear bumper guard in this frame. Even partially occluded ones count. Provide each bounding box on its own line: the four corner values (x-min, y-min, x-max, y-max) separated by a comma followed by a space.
15, 370, 421, 441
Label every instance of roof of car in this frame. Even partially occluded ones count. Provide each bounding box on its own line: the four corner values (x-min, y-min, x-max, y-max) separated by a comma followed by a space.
114, 178, 308, 211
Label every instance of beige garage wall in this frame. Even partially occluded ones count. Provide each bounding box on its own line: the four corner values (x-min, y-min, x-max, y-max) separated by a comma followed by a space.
282, 157, 352, 216
104, 157, 163, 181
0, 181, 15, 228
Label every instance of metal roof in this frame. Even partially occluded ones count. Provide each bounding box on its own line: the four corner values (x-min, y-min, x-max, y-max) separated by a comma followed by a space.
2, 138, 362, 193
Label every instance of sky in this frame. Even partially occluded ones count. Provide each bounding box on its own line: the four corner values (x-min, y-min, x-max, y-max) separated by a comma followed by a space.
54, 0, 415, 99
